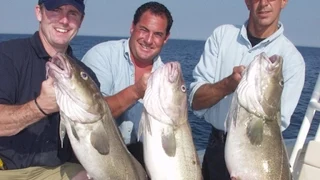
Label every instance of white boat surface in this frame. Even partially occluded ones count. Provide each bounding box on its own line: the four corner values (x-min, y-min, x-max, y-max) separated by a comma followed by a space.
291, 72, 320, 180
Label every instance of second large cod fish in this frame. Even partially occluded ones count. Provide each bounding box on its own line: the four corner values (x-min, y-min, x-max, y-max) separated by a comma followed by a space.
139, 62, 202, 180
46, 53, 147, 180
225, 52, 292, 180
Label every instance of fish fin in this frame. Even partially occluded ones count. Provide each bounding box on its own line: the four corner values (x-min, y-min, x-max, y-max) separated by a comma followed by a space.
59, 112, 67, 148
161, 128, 176, 157
145, 114, 152, 135
60, 111, 79, 141
138, 109, 152, 142
90, 125, 110, 155
60, 111, 80, 145
225, 94, 239, 132
69, 122, 80, 141
137, 119, 143, 142
246, 118, 264, 145
138, 110, 145, 141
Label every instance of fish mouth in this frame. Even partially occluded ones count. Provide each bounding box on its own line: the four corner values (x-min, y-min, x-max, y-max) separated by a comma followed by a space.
254, 53, 282, 73
268, 55, 281, 64
165, 62, 181, 83
264, 54, 282, 72
46, 53, 71, 79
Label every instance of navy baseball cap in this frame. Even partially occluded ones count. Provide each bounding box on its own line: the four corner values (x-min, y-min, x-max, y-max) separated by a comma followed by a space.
38, 0, 85, 14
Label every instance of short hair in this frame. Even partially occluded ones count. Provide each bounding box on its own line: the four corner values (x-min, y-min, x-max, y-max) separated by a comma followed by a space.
133, 2, 173, 35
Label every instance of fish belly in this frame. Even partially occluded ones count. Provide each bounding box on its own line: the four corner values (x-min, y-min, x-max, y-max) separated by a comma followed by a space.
143, 118, 202, 180
65, 121, 144, 180
225, 108, 291, 180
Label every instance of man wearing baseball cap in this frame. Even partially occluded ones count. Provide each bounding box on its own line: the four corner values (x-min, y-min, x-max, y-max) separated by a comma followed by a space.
0, 0, 96, 179
38, 0, 85, 14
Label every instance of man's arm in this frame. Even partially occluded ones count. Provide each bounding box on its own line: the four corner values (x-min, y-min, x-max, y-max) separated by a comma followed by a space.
192, 66, 244, 110
105, 73, 150, 119
81, 44, 151, 120
0, 77, 59, 136
0, 102, 45, 136
189, 27, 243, 112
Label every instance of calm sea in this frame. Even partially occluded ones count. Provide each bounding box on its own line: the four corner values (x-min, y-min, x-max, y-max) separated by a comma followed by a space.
1, 34, 319, 150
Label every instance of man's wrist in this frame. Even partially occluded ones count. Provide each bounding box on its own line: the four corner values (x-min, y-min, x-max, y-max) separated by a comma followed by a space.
34, 98, 49, 116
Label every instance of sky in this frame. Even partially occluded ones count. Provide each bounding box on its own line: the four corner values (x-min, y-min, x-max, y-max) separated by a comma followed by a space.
0, 0, 319, 47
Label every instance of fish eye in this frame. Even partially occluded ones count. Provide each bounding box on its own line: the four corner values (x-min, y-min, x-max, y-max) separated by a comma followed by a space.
279, 80, 284, 87
80, 72, 88, 80
181, 85, 186, 92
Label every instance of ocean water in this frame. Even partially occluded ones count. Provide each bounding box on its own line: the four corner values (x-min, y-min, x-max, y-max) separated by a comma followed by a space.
1, 34, 319, 150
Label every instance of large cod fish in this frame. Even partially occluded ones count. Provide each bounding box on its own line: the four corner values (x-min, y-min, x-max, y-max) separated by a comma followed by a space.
225, 52, 292, 180
46, 53, 147, 180
139, 62, 202, 180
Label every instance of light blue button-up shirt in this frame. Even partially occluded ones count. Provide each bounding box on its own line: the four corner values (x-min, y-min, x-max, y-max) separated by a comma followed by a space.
189, 22, 305, 131
81, 39, 164, 144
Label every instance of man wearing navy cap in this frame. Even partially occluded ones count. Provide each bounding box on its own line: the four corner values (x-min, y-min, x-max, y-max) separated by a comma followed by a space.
0, 0, 97, 179
38, 0, 85, 14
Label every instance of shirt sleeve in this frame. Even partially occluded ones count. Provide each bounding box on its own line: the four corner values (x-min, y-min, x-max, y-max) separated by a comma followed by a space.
281, 51, 305, 130
188, 29, 220, 118
81, 44, 113, 96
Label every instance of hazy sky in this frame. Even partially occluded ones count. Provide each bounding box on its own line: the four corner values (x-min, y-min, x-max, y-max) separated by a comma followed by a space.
0, 1, 319, 47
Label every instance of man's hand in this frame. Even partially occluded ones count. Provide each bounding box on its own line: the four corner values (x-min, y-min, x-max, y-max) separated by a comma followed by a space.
226, 65, 245, 92
192, 65, 246, 110
133, 72, 151, 99
105, 72, 151, 119
36, 76, 59, 115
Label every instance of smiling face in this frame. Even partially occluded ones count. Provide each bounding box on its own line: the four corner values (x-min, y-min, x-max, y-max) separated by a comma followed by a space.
129, 10, 170, 66
245, 0, 287, 37
35, 4, 83, 54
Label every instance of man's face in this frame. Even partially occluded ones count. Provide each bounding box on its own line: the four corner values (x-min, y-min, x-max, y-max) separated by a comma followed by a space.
36, 4, 83, 50
245, 0, 287, 28
129, 10, 170, 64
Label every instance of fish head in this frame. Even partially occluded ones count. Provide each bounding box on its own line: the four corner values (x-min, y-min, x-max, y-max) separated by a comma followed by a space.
239, 52, 283, 119
260, 53, 283, 108
46, 53, 104, 123
144, 61, 187, 125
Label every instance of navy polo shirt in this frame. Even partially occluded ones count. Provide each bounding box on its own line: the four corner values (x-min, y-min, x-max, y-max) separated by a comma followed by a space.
0, 32, 100, 169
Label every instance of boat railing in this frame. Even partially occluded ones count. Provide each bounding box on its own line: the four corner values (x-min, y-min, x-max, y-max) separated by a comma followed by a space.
289, 73, 320, 175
